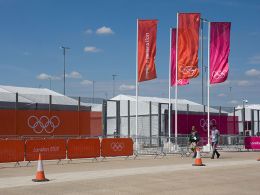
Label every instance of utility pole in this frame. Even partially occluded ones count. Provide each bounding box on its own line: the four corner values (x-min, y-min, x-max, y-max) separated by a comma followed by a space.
112, 74, 118, 97
60, 46, 70, 95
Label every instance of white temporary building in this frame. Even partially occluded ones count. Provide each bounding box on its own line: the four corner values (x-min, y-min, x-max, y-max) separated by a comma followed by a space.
96, 94, 227, 136
0, 85, 92, 109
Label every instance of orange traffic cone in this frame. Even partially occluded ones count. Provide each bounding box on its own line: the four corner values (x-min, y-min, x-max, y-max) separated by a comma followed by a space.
192, 147, 206, 166
32, 153, 49, 182
257, 156, 260, 161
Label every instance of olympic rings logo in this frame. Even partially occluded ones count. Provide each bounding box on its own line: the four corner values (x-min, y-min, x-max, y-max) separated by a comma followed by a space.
179, 66, 197, 76
110, 142, 125, 152
212, 71, 227, 80
28, 115, 60, 134
200, 119, 216, 132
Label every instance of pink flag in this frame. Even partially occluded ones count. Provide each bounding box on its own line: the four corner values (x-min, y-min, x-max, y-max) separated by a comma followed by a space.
171, 28, 189, 86
210, 22, 231, 84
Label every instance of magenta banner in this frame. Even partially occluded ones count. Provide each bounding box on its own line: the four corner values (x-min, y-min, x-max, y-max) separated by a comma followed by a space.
167, 112, 238, 138
171, 28, 189, 86
244, 137, 260, 150
210, 22, 231, 84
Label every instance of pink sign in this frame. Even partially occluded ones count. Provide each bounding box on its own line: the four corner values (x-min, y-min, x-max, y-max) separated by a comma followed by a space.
244, 137, 260, 150
166, 112, 238, 137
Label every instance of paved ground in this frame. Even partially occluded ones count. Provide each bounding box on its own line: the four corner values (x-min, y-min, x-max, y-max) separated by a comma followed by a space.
0, 152, 260, 195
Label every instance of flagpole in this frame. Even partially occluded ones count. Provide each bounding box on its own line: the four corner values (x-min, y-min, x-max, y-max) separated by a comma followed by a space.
207, 21, 211, 146
135, 19, 139, 152
168, 28, 172, 150
175, 13, 179, 149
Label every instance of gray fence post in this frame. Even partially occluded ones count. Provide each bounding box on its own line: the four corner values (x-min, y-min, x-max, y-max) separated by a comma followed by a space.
149, 101, 152, 146
49, 95, 52, 112
251, 109, 254, 136
158, 103, 161, 147
128, 100, 130, 137
116, 100, 120, 136
242, 108, 245, 135
102, 100, 107, 137
257, 110, 260, 135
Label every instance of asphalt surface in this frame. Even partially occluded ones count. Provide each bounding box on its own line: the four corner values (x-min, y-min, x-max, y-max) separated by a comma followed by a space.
0, 152, 260, 195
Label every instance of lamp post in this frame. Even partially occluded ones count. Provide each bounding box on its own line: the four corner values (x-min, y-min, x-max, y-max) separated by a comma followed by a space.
112, 74, 118, 97
60, 46, 70, 95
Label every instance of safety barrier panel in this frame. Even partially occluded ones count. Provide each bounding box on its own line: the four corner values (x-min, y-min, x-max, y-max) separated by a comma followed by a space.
67, 138, 100, 159
244, 137, 260, 150
101, 138, 133, 157
25, 139, 66, 161
0, 140, 24, 163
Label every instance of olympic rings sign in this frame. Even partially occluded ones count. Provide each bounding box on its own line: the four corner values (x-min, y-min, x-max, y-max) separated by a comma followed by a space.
179, 66, 197, 76
110, 142, 125, 152
200, 118, 216, 132
28, 115, 60, 134
212, 71, 227, 80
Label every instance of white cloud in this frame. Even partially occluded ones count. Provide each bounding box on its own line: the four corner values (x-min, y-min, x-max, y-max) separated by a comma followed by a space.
37, 73, 51, 80
80, 80, 93, 85
36, 73, 61, 80
119, 84, 135, 91
237, 80, 251, 87
65, 71, 82, 79
85, 29, 93, 34
84, 46, 101, 53
218, 93, 226, 97
96, 26, 114, 35
245, 69, 260, 77
248, 54, 260, 65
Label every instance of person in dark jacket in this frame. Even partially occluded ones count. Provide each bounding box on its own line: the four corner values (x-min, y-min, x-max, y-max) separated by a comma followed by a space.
189, 126, 200, 158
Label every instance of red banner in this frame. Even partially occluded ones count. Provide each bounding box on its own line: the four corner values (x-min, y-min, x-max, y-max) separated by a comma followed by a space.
0, 140, 24, 163
67, 138, 100, 159
210, 22, 231, 84
177, 13, 200, 79
25, 139, 66, 161
171, 28, 189, 86
101, 138, 133, 157
138, 20, 158, 82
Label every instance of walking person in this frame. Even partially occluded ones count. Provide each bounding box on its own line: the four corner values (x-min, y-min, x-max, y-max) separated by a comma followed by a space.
211, 124, 220, 159
189, 126, 200, 158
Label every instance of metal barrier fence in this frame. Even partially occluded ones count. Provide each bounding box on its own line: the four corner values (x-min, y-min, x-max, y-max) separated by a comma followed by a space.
0, 138, 133, 164
132, 135, 247, 157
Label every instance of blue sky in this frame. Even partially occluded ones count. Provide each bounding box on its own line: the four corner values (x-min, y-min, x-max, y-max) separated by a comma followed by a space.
0, 0, 260, 106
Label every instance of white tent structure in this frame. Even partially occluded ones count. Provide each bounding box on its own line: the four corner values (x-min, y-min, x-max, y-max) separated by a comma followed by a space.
98, 94, 226, 137
0, 85, 92, 109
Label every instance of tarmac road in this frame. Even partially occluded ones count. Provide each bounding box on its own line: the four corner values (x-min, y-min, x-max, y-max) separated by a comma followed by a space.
0, 152, 259, 195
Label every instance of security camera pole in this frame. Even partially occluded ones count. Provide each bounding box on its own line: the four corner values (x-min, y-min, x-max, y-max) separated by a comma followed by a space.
61, 46, 70, 95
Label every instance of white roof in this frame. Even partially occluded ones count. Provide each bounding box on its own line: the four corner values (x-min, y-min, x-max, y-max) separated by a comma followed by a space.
236, 104, 260, 110
111, 94, 201, 105
0, 85, 82, 106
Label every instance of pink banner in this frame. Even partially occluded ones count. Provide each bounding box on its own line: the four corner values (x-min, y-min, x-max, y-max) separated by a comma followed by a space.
210, 22, 231, 84
166, 112, 238, 144
245, 137, 260, 150
171, 28, 189, 86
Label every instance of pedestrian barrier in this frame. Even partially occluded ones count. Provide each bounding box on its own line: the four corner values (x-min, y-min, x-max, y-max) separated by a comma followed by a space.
0, 140, 24, 163
25, 139, 66, 161
101, 138, 133, 157
67, 138, 100, 159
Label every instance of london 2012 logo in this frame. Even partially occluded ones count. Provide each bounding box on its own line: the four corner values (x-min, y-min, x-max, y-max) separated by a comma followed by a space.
27, 116, 60, 134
